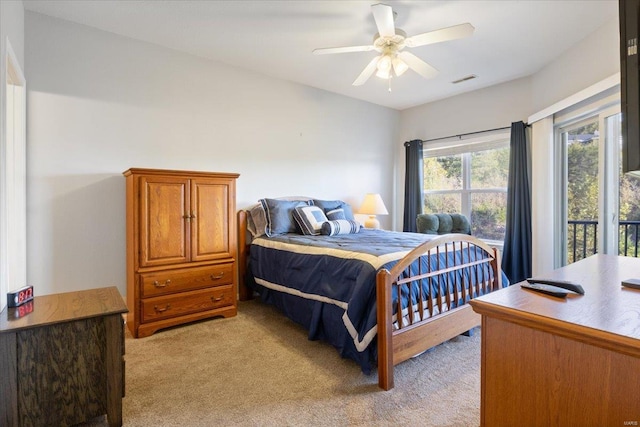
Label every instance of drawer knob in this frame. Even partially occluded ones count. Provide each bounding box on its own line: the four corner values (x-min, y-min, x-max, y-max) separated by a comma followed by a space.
210, 272, 225, 280
153, 279, 171, 288
211, 295, 224, 303
154, 304, 171, 313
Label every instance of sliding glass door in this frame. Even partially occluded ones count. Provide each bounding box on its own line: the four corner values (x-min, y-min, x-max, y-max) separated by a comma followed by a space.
556, 106, 622, 266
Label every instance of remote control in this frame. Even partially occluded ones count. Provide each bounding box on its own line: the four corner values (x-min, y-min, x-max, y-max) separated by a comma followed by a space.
520, 282, 568, 298
526, 278, 585, 295
622, 278, 640, 290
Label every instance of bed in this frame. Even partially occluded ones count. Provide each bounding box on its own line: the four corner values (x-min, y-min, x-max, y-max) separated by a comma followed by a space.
237, 198, 507, 390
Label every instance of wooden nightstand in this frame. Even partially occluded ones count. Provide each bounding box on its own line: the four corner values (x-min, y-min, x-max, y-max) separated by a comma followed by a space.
0, 287, 128, 427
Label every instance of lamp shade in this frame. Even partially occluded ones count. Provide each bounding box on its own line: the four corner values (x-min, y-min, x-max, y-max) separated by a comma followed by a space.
359, 194, 388, 229
359, 193, 389, 215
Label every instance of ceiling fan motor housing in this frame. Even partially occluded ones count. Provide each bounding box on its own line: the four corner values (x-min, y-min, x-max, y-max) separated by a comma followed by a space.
373, 29, 407, 54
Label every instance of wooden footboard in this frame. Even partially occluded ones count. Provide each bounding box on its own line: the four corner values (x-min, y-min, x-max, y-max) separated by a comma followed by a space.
376, 234, 502, 390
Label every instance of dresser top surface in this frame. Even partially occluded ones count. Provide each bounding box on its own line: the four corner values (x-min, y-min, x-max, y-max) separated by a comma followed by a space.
0, 286, 128, 333
471, 255, 640, 343
123, 167, 239, 179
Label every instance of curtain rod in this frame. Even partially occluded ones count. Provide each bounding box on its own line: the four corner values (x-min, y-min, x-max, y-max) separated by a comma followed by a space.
419, 126, 512, 144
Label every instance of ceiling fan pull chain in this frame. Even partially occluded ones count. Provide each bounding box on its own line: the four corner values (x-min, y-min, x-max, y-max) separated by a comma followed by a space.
388, 76, 392, 93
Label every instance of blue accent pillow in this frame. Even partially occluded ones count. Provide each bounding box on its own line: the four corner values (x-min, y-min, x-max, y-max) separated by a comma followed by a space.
312, 199, 355, 221
293, 205, 328, 235
321, 219, 361, 236
325, 208, 346, 221
259, 198, 310, 237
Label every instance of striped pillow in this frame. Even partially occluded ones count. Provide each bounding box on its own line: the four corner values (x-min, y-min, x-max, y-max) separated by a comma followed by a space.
321, 219, 360, 236
293, 205, 328, 235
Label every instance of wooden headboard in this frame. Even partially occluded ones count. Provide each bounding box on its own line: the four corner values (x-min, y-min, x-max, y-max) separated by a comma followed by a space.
237, 209, 254, 301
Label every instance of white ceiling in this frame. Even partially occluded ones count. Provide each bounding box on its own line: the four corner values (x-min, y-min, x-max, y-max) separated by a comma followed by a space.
23, 0, 618, 110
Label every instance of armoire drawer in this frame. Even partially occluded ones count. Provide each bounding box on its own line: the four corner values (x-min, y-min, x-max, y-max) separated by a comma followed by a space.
140, 263, 234, 297
141, 285, 234, 323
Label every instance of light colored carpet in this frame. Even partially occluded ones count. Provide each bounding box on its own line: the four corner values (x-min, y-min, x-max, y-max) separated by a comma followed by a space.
89, 299, 481, 426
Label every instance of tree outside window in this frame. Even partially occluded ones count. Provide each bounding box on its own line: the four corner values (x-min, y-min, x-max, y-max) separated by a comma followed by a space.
564, 120, 640, 262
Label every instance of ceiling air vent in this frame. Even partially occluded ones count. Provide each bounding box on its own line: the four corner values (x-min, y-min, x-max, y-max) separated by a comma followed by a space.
452, 74, 477, 84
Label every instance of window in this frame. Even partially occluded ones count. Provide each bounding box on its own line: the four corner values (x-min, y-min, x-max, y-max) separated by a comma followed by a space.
423, 132, 510, 242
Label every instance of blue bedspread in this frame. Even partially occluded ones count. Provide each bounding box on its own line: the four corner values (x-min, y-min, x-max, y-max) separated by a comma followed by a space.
249, 229, 506, 373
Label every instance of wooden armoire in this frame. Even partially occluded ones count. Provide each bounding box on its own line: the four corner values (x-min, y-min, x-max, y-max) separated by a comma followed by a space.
123, 168, 239, 338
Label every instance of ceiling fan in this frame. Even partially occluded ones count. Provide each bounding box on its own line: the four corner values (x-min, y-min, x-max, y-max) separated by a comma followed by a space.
313, 3, 474, 86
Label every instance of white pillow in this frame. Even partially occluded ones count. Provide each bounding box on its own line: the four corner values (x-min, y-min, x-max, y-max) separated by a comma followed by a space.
293, 205, 328, 235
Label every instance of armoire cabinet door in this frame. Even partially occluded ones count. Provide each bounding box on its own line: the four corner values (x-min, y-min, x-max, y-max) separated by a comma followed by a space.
190, 178, 232, 262
139, 176, 190, 267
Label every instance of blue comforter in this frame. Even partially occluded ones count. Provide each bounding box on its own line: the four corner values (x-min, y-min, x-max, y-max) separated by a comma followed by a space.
249, 229, 505, 373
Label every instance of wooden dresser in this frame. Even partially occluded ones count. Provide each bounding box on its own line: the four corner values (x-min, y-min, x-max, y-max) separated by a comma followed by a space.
0, 287, 127, 427
470, 255, 640, 426
124, 168, 239, 338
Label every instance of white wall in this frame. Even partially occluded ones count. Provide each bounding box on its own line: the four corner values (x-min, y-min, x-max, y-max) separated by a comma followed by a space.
531, 17, 620, 113
1, 0, 25, 309
25, 12, 399, 297
399, 76, 533, 143
1, 1, 24, 68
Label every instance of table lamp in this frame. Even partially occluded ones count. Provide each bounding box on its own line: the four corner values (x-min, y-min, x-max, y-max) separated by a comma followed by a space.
359, 193, 388, 229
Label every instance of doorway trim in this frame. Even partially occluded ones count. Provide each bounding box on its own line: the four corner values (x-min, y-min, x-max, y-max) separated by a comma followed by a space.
1, 37, 27, 310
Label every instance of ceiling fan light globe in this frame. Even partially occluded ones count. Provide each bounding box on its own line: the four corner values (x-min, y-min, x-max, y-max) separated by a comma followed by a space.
377, 54, 392, 72
375, 68, 391, 79
392, 57, 409, 76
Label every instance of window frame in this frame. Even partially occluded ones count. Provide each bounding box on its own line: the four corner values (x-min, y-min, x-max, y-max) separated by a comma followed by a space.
422, 130, 510, 246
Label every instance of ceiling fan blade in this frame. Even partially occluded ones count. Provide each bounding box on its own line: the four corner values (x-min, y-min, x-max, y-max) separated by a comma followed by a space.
313, 45, 375, 55
371, 3, 395, 38
405, 23, 475, 48
397, 51, 438, 79
352, 56, 381, 86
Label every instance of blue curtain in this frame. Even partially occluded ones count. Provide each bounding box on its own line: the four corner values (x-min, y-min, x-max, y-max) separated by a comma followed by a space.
502, 121, 532, 284
403, 140, 424, 232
